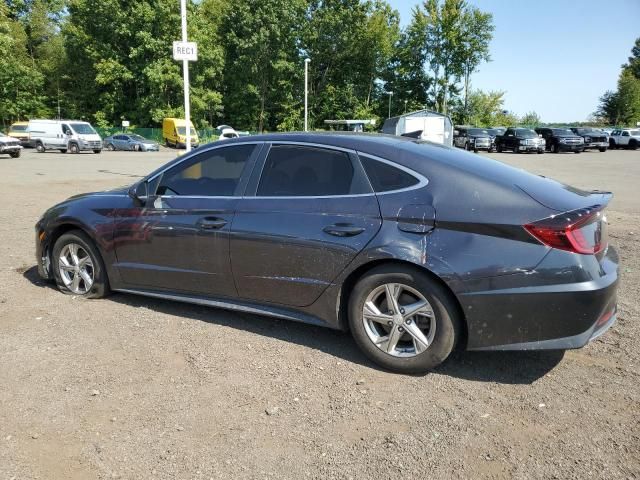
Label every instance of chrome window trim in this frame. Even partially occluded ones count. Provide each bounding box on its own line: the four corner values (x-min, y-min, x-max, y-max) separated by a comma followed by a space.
356, 152, 429, 195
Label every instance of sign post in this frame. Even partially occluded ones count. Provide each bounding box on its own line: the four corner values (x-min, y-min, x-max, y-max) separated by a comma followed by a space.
173, 0, 197, 153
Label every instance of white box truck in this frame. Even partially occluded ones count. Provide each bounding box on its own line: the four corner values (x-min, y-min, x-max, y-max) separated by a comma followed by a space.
28, 120, 103, 154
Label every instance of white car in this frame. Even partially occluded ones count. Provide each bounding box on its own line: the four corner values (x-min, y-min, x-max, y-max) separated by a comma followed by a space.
0, 133, 23, 158
609, 129, 640, 150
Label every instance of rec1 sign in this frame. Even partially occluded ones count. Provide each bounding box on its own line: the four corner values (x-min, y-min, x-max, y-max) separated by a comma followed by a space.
173, 41, 198, 62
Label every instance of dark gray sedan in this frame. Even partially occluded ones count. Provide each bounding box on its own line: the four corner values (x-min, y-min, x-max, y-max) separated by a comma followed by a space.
104, 134, 159, 152
34, 133, 618, 373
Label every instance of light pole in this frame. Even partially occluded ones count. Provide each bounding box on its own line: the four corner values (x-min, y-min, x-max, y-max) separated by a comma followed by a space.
404, 99, 408, 114
180, 0, 191, 152
304, 58, 311, 132
387, 91, 393, 119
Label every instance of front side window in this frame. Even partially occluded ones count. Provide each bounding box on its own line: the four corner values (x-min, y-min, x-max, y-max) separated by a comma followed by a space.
257, 145, 369, 197
360, 155, 419, 193
156, 144, 256, 197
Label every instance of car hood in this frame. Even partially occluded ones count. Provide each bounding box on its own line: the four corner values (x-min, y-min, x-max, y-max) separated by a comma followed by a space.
67, 186, 130, 201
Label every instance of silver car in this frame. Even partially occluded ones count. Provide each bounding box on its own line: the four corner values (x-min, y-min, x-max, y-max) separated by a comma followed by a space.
104, 134, 159, 152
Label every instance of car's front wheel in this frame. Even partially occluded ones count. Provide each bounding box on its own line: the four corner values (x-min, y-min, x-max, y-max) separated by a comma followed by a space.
52, 230, 109, 298
348, 265, 460, 373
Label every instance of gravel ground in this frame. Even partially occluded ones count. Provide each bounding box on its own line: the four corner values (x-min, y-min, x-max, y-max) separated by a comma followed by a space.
0, 147, 638, 479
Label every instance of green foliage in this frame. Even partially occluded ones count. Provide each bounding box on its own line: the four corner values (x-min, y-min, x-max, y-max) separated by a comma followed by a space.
519, 111, 541, 128
0, 0, 494, 131
595, 37, 640, 127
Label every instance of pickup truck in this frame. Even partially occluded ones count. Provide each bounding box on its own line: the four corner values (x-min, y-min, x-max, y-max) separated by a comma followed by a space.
495, 127, 545, 154
0, 133, 22, 158
608, 128, 640, 150
570, 128, 608, 152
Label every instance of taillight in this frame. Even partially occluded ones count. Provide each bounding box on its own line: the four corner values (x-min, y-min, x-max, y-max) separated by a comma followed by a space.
524, 205, 607, 255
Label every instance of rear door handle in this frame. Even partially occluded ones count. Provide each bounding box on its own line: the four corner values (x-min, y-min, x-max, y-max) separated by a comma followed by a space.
197, 217, 227, 230
323, 224, 365, 237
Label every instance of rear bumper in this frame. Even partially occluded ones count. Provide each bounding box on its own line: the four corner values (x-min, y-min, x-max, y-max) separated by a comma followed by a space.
461, 246, 619, 351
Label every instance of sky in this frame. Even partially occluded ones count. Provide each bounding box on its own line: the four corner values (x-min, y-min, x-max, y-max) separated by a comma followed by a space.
386, 0, 640, 122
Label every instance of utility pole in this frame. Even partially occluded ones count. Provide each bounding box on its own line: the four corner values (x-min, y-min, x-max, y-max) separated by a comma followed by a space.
387, 91, 393, 119
304, 58, 311, 132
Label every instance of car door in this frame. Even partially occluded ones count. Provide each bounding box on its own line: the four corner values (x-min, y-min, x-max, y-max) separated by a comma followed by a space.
504, 128, 516, 148
230, 143, 382, 307
113, 143, 261, 297
621, 131, 630, 146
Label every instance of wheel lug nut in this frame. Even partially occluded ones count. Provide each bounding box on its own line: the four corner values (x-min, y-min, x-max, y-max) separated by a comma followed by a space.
400, 308, 405, 314
387, 321, 393, 326
405, 319, 412, 325
398, 327, 404, 332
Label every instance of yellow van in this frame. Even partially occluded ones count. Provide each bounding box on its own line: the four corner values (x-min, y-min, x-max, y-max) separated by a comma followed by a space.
162, 118, 199, 149
8, 121, 30, 146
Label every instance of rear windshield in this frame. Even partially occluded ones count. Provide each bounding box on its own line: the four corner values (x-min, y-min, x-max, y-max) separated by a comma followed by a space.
70, 123, 97, 135
516, 129, 537, 138
10, 125, 27, 131
468, 128, 489, 136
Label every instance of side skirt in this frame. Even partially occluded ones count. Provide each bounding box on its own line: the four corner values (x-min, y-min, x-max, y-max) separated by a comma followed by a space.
114, 288, 331, 329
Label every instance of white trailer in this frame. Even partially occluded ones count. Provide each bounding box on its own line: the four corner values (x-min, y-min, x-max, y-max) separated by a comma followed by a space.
382, 109, 453, 146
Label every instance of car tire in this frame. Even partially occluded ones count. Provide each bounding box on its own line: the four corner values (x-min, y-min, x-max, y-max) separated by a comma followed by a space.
496, 144, 502, 153
348, 265, 460, 373
9, 150, 21, 158
599, 147, 607, 152
553, 143, 560, 154
609, 139, 616, 149
537, 149, 544, 154
51, 230, 110, 299
106, 143, 115, 151
513, 146, 519, 154
36, 141, 45, 153
69, 143, 80, 154
630, 140, 638, 150
575, 150, 581, 154
134, 144, 141, 152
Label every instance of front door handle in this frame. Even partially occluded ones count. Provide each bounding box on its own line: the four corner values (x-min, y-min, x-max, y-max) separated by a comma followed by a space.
197, 217, 227, 230
323, 224, 365, 237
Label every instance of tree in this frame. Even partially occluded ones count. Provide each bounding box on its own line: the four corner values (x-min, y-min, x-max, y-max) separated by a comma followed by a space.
459, 7, 493, 124
519, 111, 541, 127
624, 37, 640, 79
455, 89, 505, 126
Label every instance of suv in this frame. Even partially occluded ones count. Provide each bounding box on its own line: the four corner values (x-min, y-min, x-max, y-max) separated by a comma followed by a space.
608, 129, 640, 150
570, 128, 608, 152
0, 133, 22, 158
535, 127, 584, 153
495, 128, 545, 154
453, 127, 492, 152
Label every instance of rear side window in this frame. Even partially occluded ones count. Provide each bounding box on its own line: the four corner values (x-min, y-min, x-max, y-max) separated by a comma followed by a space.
257, 145, 369, 197
360, 156, 419, 193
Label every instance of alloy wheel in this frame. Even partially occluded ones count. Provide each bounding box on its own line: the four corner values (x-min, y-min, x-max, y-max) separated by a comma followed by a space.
362, 283, 436, 358
58, 243, 94, 294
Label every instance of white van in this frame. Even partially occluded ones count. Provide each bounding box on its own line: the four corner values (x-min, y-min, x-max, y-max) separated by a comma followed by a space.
28, 120, 103, 154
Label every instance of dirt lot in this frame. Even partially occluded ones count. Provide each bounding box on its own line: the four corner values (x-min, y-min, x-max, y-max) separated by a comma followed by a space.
1, 146, 638, 479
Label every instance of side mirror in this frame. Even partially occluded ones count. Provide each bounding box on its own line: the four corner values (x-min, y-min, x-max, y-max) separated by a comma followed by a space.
128, 181, 148, 205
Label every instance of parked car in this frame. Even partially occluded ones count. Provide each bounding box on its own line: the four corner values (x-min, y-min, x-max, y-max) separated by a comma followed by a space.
570, 127, 608, 152
217, 125, 240, 140
0, 132, 22, 158
163, 118, 199, 148
487, 127, 506, 150
7, 121, 30, 146
495, 127, 545, 153
608, 128, 640, 150
34, 133, 618, 373
453, 127, 492, 152
28, 119, 102, 153
104, 134, 160, 152
535, 127, 584, 153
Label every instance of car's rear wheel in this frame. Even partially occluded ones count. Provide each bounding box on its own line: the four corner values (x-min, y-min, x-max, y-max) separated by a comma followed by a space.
106, 143, 115, 151
553, 143, 560, 153
348, 265, 460, 373
52, 231, 109, 299
599, 147, 607, 152
630, 140, 638, 150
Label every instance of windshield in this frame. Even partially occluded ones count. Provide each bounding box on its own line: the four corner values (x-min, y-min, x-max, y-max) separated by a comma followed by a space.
10, 125, 27, 131
516, 129, 537, 138
177, 127, 197, 136
552, 129, 575, 136
488, 128, 505, 135
468, 128, 489, 136
70, 123, 97, 135
575, 128, 599, 134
